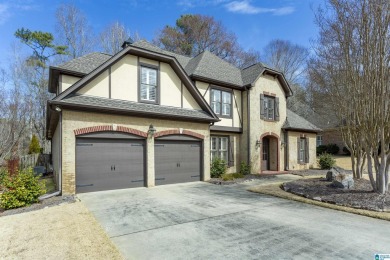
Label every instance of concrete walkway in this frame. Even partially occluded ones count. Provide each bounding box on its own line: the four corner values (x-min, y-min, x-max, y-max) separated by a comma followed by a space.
78, 176, 390, 260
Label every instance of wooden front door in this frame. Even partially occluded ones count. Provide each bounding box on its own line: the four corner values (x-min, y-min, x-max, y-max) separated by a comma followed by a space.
262, 137, 270, 171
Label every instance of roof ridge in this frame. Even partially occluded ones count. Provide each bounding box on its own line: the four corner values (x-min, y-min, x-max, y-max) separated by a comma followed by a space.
132, 40, 192, 59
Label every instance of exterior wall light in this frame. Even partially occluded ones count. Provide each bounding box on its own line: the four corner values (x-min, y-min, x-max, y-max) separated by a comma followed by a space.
55, 106, 62, 112
148, 124, 156, 136
256, 140, 261, 148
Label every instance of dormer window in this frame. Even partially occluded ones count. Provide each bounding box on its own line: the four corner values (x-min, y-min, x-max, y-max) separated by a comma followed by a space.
210, 88, 232, 118
140, 65, 158, 103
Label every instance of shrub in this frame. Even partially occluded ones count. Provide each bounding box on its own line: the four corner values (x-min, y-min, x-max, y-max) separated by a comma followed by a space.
343, 146, 351, 155
28, 134, 41, 154
317, 153, 336, 170
221, 173, 244, 181
326, 143, 340, 155
0, 168, 7, 189
316, 145, 327, 156
210, 158, 227, 178
239, 162, 251, 175
0, 168, 46, 210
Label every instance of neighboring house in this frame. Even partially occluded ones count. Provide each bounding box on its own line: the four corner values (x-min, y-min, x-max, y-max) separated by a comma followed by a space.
46, 40, 321, 194
288, 101, 344, 152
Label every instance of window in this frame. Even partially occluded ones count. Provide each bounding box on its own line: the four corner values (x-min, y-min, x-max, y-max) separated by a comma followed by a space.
316, 135, 323, 147
211, 136, 228, 162
211, 89, 232, 117
260, 94, 279, 121
140, 66, 157, 103
298, 137, 309, 163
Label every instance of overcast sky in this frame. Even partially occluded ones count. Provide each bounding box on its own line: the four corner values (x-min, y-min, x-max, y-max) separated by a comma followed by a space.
0, 0, 321, 66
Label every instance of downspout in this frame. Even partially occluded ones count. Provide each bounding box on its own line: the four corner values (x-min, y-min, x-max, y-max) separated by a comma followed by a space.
246, 86, 251, 165
39, 108, 62, 200
284, 130, 289, 171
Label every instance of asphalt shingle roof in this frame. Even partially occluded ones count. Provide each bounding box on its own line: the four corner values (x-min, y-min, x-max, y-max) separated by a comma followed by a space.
57, 95, 215, 121
57, 53, 112, 74
283, 109, 322, 132
185, 51, 243, 86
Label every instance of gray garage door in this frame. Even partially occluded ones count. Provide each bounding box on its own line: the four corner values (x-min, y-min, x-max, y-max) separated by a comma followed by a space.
76, 135, 145, 193
155, 139, 201, 185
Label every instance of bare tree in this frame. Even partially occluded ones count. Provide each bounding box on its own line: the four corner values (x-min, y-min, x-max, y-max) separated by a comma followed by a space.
154, 14, 260, 68
99, 21, 140, 55
55, 3, 94, 60
263, 39, 309, 85
312, 0, 390, 193
0, 67, 28, 161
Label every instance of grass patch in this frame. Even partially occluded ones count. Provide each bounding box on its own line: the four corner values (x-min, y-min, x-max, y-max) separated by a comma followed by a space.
221, 173, 244, 181
248, 183, 390, 221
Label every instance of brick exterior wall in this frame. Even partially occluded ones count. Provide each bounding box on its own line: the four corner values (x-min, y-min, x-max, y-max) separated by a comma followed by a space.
59, 110, 210, 194
322, 129, 345, 154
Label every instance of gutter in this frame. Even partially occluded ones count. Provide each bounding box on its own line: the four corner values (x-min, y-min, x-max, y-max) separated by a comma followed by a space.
40, 106, 62, 200
246, 85, 252, 165
284, 130, 289, 171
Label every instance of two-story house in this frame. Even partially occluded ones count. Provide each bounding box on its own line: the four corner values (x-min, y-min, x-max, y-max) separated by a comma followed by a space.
47, 40, 321, 194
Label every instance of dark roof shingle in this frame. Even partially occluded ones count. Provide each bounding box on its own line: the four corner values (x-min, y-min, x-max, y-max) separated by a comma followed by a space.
55, 95, 216, 122
283, 109, 322, 132
57, 53, 111, 74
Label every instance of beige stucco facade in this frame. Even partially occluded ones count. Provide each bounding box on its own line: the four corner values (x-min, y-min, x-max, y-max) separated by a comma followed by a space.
245, 74, 287, 173
60, 74, 81, 93
57, 110, 210, 194
287, 131, 317, 170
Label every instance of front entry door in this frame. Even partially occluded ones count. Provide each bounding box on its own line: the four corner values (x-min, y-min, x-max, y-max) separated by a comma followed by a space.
262, 137, 270, 170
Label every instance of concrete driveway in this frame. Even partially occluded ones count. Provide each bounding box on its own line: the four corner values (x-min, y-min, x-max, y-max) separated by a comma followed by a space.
78, 181, 390, 259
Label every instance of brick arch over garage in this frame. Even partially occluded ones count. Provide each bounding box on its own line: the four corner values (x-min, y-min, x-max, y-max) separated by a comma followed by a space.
74, 125, 148, 138
154, 129, 204, 139
259, 132, 280, 172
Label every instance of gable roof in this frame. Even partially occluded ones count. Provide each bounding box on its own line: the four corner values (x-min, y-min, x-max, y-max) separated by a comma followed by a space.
49, 44, 219, 123
49, 40, 292, 95
283, 109, 322, 133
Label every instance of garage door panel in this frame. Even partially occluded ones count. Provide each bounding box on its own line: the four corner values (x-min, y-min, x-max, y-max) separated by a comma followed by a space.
76, 138, 145, 193
155, 140, 201, 185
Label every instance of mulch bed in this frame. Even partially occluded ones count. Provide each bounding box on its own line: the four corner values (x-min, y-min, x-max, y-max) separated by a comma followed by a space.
209, 174, 277, 185
283, 178, 390, 212
0, 195, 76, 217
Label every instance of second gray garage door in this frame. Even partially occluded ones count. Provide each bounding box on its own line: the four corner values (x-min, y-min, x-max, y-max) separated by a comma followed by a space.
155, 139, 201, 185
76, 133, 145, 193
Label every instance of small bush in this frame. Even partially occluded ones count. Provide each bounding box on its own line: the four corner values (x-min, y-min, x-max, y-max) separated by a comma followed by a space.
221, 173, 244, 181
210, 158, 227, 178
239, 162, 251, 175
28, 134, 41, 154
0, 168, 46, 210
317, 153, 336, 170
316, 145, 327, 156
0, 168, 7, 189
326, 144, 340, 155
343, 146, 351, 155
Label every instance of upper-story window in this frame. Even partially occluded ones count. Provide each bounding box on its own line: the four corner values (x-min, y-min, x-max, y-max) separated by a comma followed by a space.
211, 88, 232, 118
140, 66, 158, 103
260, 94, 279, 121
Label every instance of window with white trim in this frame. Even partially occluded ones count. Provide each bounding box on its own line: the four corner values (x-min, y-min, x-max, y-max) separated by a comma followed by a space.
211, 136, 228, 162
316, 135, 323, 147
140, 66, 157, 103
211, 89, 232, 117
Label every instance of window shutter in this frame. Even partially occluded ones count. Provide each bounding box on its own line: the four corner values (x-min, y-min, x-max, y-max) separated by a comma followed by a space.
260, 94, 265, 119
275, 97, 280, 121
228, 138, 234, 167
305, 138, 309, 163
297, 137, 300, 163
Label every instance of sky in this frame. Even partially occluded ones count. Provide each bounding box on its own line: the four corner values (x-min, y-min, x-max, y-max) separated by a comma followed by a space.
0, 0, 322, 67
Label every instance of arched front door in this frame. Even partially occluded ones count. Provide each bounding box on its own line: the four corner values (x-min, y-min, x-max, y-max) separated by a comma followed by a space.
261, 135, 279, 171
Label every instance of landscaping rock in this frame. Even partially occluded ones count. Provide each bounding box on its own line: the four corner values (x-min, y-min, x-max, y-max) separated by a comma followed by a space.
326, 167, 346, 181
332, 174, 354, 189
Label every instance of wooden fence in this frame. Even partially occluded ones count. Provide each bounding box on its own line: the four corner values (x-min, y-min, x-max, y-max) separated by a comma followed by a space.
19, 154, 51, 171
